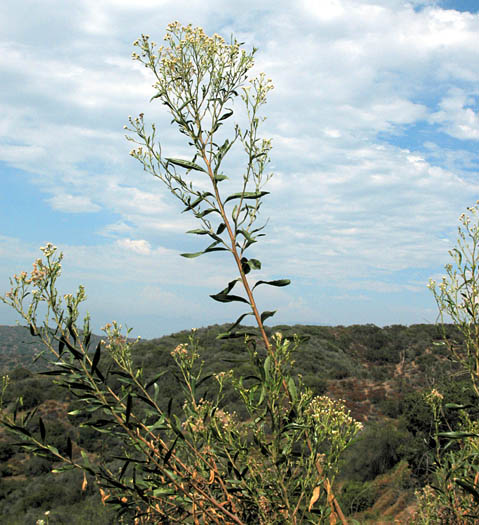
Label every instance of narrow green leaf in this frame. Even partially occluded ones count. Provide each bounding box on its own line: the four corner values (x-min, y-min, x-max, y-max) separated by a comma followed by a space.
438, 431, 479, 439
455, 479, 479, 502
58, 339, 65, 356
217, 223, 226, 235
210, 293, 250, 304
150, 92, 163, 102
145, 371, 168, 390
218, 109, 233, 122
84, 330, 91, 349
186, 228, 209, 235
119, 460, 130, 480
253, 279, 291, 290
214, 174, 229, 182
125, 394, 132, 426
164, 436, 178, 465
261, 310, 276, 323
180, 251, 204, 258
165, 157, 206, 173
153, 487, 176, 497
264, 356, 272, 381
90, 341, 101, 376
288, 377, 297, 402
224, 191, 269, 204
59, 335, 83, 360
445, 403, 473, 410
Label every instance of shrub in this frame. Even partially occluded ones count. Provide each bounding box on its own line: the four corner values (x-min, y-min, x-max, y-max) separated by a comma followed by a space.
1, 22, 362, 524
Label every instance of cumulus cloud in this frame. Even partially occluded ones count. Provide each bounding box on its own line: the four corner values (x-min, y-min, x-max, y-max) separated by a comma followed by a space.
0, 0, 478, 335
116, 238, 152, 254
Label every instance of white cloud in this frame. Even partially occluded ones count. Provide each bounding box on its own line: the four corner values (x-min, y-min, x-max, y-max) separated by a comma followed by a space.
430, 88, 479, 140
116, 238, 152, 254
0, 0, 478, 334
47, 193, 101, 213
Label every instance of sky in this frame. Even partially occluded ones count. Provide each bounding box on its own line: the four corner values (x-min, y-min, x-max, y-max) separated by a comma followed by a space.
1, 0, 478, 339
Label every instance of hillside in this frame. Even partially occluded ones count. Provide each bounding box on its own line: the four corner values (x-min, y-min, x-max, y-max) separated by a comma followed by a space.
0, 323, 471, 523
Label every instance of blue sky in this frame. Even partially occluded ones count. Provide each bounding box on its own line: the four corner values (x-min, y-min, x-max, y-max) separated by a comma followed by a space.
1, 0, 478, 338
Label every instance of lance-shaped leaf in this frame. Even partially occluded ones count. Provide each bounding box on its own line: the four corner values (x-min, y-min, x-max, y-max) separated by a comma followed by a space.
224, 191, 269, 204
253, 279, 291, 290
218, 108, 233, 122
455, 479, 479, 503
216, 312, 254, 339
90, 341, 102, 377
438, 431, 479, 439
261, 310, 276, 323
125, 394, 132, 427
445, 403, 473, 410
181, 240, 228, 259
164, 436, 179, 465
59, 335, 83, 360
183, 192, 214, 212
214, 174, 229, 182
145, 370, 168, 390
210, 279, 249, 304
186, 228, 210, 235
180, 250, 204, 259
165, 157, 206, 173
210, 293, 250, 304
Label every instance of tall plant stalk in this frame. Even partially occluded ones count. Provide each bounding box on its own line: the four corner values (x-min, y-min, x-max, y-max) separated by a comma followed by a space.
0, 23, 362, 524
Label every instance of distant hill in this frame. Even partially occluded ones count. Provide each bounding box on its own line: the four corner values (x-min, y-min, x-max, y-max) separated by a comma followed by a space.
0, 325, 103, 374
0, 322, 470, 523
0, 325, 48, 373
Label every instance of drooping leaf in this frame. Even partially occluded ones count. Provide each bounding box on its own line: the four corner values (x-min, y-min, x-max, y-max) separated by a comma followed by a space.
261, 310, 276, 323
253, 279, 291, 290
218, 109, 233, 122
210, 293, 250, 304
59, 335, 83, 360
455, 479, 479, 503
165, 157, 206, 173
308, 486, 321, 511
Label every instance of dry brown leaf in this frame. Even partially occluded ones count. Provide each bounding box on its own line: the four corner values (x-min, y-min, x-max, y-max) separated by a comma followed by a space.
208, 469, 215, 484
81, 471, 88, 492
308, 485, 321, 511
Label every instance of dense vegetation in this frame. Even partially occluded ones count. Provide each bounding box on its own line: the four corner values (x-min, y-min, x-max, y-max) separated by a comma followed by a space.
0, 322, 472, 523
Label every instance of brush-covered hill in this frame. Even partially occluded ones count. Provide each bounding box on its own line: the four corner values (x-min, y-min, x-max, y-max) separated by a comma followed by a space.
0, 323, 472, 523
